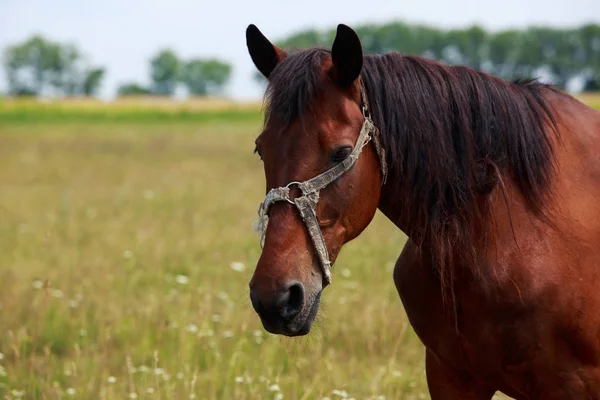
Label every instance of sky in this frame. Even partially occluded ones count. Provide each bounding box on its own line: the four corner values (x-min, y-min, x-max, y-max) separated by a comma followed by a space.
1, 0, 599, 100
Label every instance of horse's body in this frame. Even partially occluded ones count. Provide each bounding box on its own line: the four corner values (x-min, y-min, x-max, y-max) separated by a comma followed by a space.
245, 24, 600, 398
392, 91, 600, 398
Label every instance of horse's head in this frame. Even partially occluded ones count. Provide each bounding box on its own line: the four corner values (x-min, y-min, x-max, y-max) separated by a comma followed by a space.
246, 24, 387, 336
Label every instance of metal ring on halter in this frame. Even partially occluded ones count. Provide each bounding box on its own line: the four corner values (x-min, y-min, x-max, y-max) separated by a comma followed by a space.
284, 181, 302, 204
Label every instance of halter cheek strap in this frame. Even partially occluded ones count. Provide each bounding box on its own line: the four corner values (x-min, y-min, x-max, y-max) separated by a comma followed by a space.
254, 86, 387, 285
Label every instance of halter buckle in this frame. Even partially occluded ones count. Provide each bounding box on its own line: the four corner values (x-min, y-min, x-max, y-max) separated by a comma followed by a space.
284, 181, 302, 204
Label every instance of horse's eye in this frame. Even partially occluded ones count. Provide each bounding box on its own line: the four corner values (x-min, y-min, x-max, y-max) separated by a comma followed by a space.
331, 146, 352, 162
254, 145, 263, 160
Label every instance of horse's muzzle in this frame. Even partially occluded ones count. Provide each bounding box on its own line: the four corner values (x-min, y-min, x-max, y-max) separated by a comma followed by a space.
250, 281, 320, 336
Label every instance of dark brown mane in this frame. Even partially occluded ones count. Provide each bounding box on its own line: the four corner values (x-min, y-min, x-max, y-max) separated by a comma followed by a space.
263, 48, 561, 286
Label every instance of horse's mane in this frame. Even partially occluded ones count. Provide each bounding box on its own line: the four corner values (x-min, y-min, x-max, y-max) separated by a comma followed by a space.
263, 48, 560, 290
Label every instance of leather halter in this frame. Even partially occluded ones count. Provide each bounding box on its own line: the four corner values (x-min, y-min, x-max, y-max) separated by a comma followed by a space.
255, 83, 387, 285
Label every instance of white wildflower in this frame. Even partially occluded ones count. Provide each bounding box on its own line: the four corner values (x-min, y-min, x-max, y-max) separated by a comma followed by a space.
275, 394, 284, 400
176, 372, 184, 380
341, 268, 351, 278
66, 388, 76, 396
175, 275, 189, 285
138, 365, 149, 373
217, 292, 228, 300
254, 330, 263, 343
0, 366, 6, 377
222, 330, 234, 338
123, 250, 133, 259
392, 370, 402, 377
210, 314, 221, 322
107, 376, 117, 383
79, 329, 87, 337
146, 388, 155, 394
332, 389, 348, 398
0, 352, 4, 360
51, 289, 64, 298
11, 390, 24, 398
268, 384, 280, 392
229, 261, 246, 272
185, 324, 198, 334
32, 280, 44, 289
129, 393, 138, 399
235, 376, 244, 383
154, 368, 164, 376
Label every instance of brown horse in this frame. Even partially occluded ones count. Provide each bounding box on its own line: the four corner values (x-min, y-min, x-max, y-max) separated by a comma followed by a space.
245, 23, 600, 399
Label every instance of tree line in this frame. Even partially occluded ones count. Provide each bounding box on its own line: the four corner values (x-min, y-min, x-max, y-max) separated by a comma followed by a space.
2, 35, 233, 98
257, 22, 600, 91
3, 22, 600, 99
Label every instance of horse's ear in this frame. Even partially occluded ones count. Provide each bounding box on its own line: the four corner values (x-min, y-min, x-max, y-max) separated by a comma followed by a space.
331, 24, 363, 87
246, 24, 287, 79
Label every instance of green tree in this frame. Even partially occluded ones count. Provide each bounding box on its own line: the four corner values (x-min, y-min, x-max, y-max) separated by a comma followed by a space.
270, 22, 600, 91
180, 59, 231, 96
59, 44, 83, 95
579, 24, 600, 91
150, 49, 180, 96
81, 68, 106, 96
116, 82, 151, 96
3, 35, 106, 97
3, 35, 61, 95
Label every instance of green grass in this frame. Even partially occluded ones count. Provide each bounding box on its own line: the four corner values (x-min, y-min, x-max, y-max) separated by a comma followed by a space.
0, 119, 427, 400
1, 95, 598, 399
0, 98, 263, 124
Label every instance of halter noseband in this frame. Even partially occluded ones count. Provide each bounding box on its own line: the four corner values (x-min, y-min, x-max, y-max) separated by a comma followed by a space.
254, 83, 388, 285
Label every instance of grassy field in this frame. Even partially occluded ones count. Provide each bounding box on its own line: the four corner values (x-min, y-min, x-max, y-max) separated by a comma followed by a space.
0, 94, 598, 400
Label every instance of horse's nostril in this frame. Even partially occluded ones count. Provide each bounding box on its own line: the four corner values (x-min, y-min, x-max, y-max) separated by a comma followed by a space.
250, 281, 305, 326
278, 281, 304, 320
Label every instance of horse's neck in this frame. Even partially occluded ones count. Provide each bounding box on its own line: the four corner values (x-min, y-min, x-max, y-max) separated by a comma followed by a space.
377, 177, 413, 237
376, 168, 511, 271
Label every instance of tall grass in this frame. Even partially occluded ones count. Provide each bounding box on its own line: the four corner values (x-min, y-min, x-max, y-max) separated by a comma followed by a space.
1, 94, 597, 399
0, 121, 428, 400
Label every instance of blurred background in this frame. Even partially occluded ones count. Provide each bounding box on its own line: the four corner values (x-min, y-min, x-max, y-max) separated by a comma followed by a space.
0, 1, 599, 399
